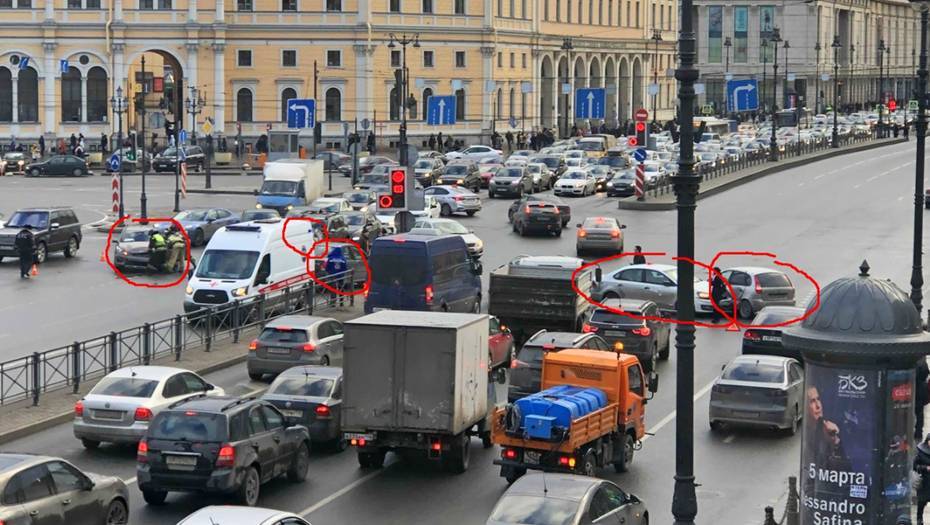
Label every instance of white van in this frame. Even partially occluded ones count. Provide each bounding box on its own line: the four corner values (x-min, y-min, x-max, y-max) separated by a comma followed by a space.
183, 218, 320, 313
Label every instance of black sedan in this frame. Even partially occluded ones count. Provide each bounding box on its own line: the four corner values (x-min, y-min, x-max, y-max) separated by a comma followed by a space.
25, 155, 89, 177
152, 146, 205, 172
509, 194, 571, 227
261, 366, 346, 450
606, 169, 636, 197
741, 306, 806, 361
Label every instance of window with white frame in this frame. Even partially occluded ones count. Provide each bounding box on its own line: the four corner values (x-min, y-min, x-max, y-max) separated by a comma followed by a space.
455, 51, 466, 68
282, 49, 297, 67
326, 0, 340, 11
422, 0, 432, 13
67, 0, 100, 8
423, 50, 434, 68
281, 0, 296, 11
140, 0, 171, 9
389, 0, 399, 11
510, 53, 515, 68
497, 52, 502, 67
237, 50, 252, 67
522, 53, 527, 68
391, 50, 401, 68
454, 0, 465, 14
327, 50, 342, 68
237, 0, 252, 11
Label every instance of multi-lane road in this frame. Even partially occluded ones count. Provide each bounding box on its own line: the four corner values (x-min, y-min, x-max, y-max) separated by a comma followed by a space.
0, 140, 924, 523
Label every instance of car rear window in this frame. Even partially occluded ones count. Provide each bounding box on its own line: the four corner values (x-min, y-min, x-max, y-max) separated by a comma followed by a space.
489, 495, 579, 525
722, 362, 785, 383
516, 346, 545, 364
149, 412, 226, 442
757, 273, 791, 287
259, 327, 309, 343
369, 245, 430, 286
590, 309, 642, 326
90, 377, 159, 398
268, 377, 335, 397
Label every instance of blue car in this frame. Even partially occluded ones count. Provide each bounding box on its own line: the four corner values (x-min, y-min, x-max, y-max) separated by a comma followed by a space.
423, 185, 482, 217
158, 207, 241, 246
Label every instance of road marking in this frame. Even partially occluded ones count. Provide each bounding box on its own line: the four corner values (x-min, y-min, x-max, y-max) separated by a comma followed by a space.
300, 469, 385, 516
641, 379, 716, 443
723, 434, 736, 444
899, 196, 905, 202
853, 184, 861, 189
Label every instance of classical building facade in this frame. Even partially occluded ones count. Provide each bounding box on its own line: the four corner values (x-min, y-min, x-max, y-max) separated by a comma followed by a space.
693, 0, 919, 116
0, 0, 678, 148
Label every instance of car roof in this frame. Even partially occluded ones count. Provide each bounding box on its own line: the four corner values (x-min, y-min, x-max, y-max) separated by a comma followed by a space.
727, 266, 785, 276
507, 473, 601, 501
266, 315, 332, 329
178, 506, 302, 525
730, 354, 794, 367
107, 366, 189, 380
279, 365, 343, 379
598, 297, 653, 312
622, 263, 676, 272
0, 454, 45, 475
15, 207, 73, 212
525, 330, 595, 347
169, 395, 256, 413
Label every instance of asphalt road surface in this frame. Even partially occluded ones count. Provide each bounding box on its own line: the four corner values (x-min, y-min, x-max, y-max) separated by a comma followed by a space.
0, 140, 925, 523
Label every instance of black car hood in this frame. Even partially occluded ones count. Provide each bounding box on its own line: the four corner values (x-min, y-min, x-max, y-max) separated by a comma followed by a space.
0, 226, 40, 238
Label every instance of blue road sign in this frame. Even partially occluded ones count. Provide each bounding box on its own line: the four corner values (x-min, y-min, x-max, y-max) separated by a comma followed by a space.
574, 88, 606, 119
178, 129, 188, 144
426, 95, 456, 125
286, 99, 316, 129
633, 148, 647, 163
18, 57, 29, 70
509, 116, 517, 128
108, 154, 121, 172
726, 79, 759, 112
59, 59, 68, 74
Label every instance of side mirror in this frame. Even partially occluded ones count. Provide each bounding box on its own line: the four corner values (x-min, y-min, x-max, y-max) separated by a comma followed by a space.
252, 189, 259, 195
187, 267, 195, 279
50, 222, 60, 230
111, 239, 119, 244
576, 223, 582, 228
205, 383, 215, 391
620, 224, 627, 229
595, 267, 603, 283
82, 478, 95, 491
648, 372, 659, 395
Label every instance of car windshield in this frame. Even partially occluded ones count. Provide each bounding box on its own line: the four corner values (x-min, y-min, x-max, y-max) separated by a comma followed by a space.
90, 377, 159, 398
644, 164, 659, 172
175, 210, 209, 222
359, 174, 388, 185
344, 192, 371, 204
488, 495, 579, 525
526, 165, 541, 173
119, 229, 151, 242
536, 157, 560, 168
722, 362, 785, 383
601, 157, 627, 167
159, 148, 180, 157
268, 377, 335, 397
498, 168, 522, 178
617, 172, 635, 181
241, 210, 279, 221
260, 180, 298, 195
700, 153, 716, 161
195, 250, 260, 280
6, 211, 48, 229
414, 160, 432, 169
421, 221, 468, 234
564, 171, 586, 179
577, 141, 605, 151
344, 214, 366, 226
310, 201, 340, 213
149, 412, 226, 442
445, 165, 468, 175
757, 272, 792, 287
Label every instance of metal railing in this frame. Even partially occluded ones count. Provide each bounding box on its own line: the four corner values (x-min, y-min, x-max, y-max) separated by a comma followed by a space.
0, 271, 356, 407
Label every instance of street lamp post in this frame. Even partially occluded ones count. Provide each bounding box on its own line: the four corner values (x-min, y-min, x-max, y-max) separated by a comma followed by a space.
815, 42, 822, 114
139, 54, 148, 220
783, 40, 790, 109
110, 86, 127, 218
388, 33, 420, 168
879, 39, 887, 137
652, 29, 663, 125
832, 36, 842, 148
185, 87, 205, 146
561, 38, 574, 138
671, 0, 699, 523
848, 43, 856, 110
762, 40, 769, 114
770, 28, 782, 161
909, 0, 929, 317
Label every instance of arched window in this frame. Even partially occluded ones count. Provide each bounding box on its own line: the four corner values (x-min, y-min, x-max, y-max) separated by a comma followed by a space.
280, 87, 297, 122
0, 68, 11, 122
455, 88, 465, 121
509, 88, 515, 120
86, 67, 108, 122
389, 87, 400, 121
325, 87, 341, 121
61, 66, 82, 122
17, 67, 38, 122
421, 87, 433, 121
236, 88, 253, 122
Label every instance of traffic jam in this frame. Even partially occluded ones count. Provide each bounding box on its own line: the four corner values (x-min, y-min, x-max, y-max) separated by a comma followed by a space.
0, 113, 845, 525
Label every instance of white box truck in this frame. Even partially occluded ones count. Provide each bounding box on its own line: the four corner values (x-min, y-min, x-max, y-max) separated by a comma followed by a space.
342, 311, 493, 473
256, 159, 325, 215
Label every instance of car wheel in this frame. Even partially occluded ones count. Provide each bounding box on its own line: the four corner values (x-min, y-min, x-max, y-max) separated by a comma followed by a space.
320, 355, 330, 366
247, 371, 263, 381
35, 242, 47, 264
440, 203, 452, 217
517, 222, 525, 237
237, 466, 260, 506
142, 489, 168, 505
604, 291, 620, 300
29, 168, 40, 177
554, 227, 562, 237
193, 229, 205, 247
472, 297, 481, 313
64, 236, 79, 258
738, 299, 753, 320
581, 449, 597, 477
659, 334, 670, 360
105, 498, 128, 525
613, 433, 634, 473
465, 210, 477, 217
81, 438, 100, 450
287, 443, 311, 482
357, 449, 386, 469
72, 168, 83, 177
444, 434, 470, 474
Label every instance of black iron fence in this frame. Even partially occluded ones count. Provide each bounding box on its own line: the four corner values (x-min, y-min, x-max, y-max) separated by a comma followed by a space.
0, 271, 355, 407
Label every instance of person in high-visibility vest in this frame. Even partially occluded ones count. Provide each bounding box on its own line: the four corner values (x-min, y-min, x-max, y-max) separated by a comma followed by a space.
147, 229, 167, 272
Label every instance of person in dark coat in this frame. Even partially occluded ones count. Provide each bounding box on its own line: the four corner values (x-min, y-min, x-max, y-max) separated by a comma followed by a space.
324, 245, 349, 307
428, 134, 436, 151
436, 132, 444, 153
916, 433, 930, 524
69, 134, 77, 152
632, 245, 646, 265
14, 228, 35, 279
711, 267, 729, 322
100, 132, 109, 155
918, 359, 930, 440
38, 135, 45, 157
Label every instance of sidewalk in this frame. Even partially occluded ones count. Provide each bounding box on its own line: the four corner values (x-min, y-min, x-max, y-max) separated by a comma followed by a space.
618, 137, 908, 211
0, 302, 364, 446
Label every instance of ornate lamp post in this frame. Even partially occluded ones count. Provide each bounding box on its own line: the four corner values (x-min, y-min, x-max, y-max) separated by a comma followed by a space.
185, 87, 205, 145
769, 27, 782, 161
909, 0, 929, 317
652, 29, 663, 125
110, 86, 127, 218
561, 38, 574, 138
388, 33, 420, 167
814, 42, 822, 114
762, 39, 769, 113
832, 36, 842, 148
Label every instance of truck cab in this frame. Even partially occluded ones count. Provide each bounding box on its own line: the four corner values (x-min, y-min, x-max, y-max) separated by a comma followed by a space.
256, 159, 324, 215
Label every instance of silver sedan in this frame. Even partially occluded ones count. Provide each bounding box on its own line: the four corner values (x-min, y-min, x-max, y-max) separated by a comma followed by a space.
247, 315, 344, 380
576, 216, 626, 255
709, 355, 804, 434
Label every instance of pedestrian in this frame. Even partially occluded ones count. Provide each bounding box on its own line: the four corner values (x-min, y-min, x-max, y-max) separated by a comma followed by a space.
100, 132, 108, 155
517, 131, 526, 149
444, 135, 454, 152
917, 359, 930, 440
163, 226, 186, 273
147, 228, 167, 272
428, 134, 436, 151
30, 143, 39, 162
8, 136, 16, 152
57, 138, 66, 155
437, 132, 444, 153
324, 245, 348, 307
14, 228, 35, 279
915, 433, 930, 524
505, 131, 514, 151
220, 136, 228, 152
38, 135, 45, 157
571, 124, 578, 138
632, 246, 646, 265
711, 267, 729, 323
367, 131, 375, 154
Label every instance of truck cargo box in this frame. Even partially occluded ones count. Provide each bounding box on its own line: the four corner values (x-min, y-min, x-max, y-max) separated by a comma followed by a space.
342, 311, 489, 436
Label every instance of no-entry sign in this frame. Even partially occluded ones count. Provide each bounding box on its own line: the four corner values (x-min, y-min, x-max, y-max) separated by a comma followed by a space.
635, 108, 649, 122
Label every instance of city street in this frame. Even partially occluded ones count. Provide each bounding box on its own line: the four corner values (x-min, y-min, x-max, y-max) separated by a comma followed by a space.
0, 139, 923, 523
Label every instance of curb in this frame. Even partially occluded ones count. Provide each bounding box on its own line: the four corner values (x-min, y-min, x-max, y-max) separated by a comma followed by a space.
0, 352, 249, 446
618, 138, 908, 211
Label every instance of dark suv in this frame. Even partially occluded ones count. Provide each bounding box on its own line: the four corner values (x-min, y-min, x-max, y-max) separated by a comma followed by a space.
0, 207, 82, 263
439, 161, 482, 193
285, 209, 350, 240
153, 146, 205, 173
584, 298, 671, 371
508, 330, 611, 402
137, 396, 311, 507
511, 201, 562, 237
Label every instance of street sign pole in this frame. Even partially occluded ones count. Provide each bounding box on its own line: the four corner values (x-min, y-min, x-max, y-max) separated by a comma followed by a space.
174, 134, 181, 212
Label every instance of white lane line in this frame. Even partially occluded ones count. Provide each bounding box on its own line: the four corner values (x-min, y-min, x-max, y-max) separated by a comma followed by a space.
300, 469, 385, 516
798, 182, 805, 187
723, 434, 736, 444
899, 196, 905, 202
641, 379, 716, 443
853, 184, 861, 189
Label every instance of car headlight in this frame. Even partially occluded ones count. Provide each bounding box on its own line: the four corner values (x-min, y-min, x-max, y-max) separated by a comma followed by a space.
286, 204, 294, 210
606, 182, 614, 187
232, 287, 248, 297
120, 250, 129, 257
185, 284, 194, 295
474, 239, 484, 250
510, 180, 518, 185
352, 236, 360, 241
457, 179, 464, 184
698, 292, 709, 299
255, 203, 263, 209
17, 160, 24, 166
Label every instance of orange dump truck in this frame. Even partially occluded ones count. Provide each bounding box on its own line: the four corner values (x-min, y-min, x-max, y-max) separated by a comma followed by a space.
491, 348, 656, 483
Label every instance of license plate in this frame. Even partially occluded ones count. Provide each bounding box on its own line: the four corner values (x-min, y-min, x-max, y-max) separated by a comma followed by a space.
165, 455, 198, 466
731, 411, 759, 418
280, 409, 303, 419
345, 432, 375, 441
606, 330, 626, 337
524, 451, 541, 465
93, 409, 123, 420
762, 336, 781, 343
267, 347, 291, 355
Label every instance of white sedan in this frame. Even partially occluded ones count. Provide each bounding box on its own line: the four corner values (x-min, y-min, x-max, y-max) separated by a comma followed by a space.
444, 145, 502, 164
554, 169, 596, 197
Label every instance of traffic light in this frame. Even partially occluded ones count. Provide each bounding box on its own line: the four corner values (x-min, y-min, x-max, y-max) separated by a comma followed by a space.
635, 121, 647, 148
888, 99, 897, 112
378, 167, 408, 211
627, 135, 638, 147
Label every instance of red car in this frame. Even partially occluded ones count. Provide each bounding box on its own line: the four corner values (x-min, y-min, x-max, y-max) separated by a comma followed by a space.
479, 163, 502, 189
489, 315, 515, 370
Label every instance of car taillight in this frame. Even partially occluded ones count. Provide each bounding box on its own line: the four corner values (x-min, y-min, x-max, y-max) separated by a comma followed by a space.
525, 206, 532, 214
552, 207, 560, 214
248, 339, 259, 351
216, 444, 235, 468
137, 439, 148, 463
611, 229, 620, 238
315, 405, 331, 417
503, 448, 517, 460
582, 323, 597, 333
425, 285, 434, 305
743, 330, 761, 342
302, 343, 316, 352
632, 326, 651, 337
134, 407, 153, 421
558, 456, 577, 468
755, 276, 762, 294
74, 401, 84, 417
578, 228, 587, 238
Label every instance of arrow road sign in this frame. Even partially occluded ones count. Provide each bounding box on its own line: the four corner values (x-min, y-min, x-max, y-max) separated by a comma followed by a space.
107, 154, 121, 173
59, 59, 69, 74
18, 57, 29, 70
574, 88, 606, 119
178, 129, 188, 144
633, 148, 647, 162
726, 79, 759, 112
427, 95, 457, 125
286, 99, 316, 129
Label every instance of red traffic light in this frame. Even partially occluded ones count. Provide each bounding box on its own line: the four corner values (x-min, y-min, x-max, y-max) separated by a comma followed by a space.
391, 169, 405, 184
888, 99, 897, 111
378, 195, 394, 208
628, 137, 638, 146
635, 122, 646, 132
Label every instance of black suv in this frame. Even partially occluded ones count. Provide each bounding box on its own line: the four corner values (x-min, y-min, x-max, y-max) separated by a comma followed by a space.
137, 396, 311, 507
0, 207, 82, 263
153, 146, 206, 173
508, 330, 612, 402
439, 161, 482, 193
511, 201, 562, 237
286, 209, 350, 240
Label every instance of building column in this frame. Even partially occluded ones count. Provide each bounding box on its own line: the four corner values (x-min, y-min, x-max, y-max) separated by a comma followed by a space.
114, 0, 123, 20
11, 76, 18, 123
531, 48, 540, 129
80, 73, 88, 123
215, 0, 224, 21
186, 42, 199, 96
481, 45, 495, 131
212, 43, 226, 133
43, 42, 56, 133
354, 44, 374, 121
552, 53, 560, 130
188, 0, 196, 21
44, 0, 53, 20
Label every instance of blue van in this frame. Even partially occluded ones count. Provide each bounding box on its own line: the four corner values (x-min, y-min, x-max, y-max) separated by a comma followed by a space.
364, 233, 482, 314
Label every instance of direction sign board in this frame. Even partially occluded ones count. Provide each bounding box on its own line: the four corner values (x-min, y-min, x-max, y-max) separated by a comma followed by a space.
634, 108, 649, 122
59, 59, 69, 74
574, 88, 606, 119
726, 79, 759, 112
648, 83, 660, 96
107, 154, 121, 173
633, 148, 647, 162
286, 99, 316, 129
509, 116, 517, 128
426, 95, 456, 125
910, 100, 919, 112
